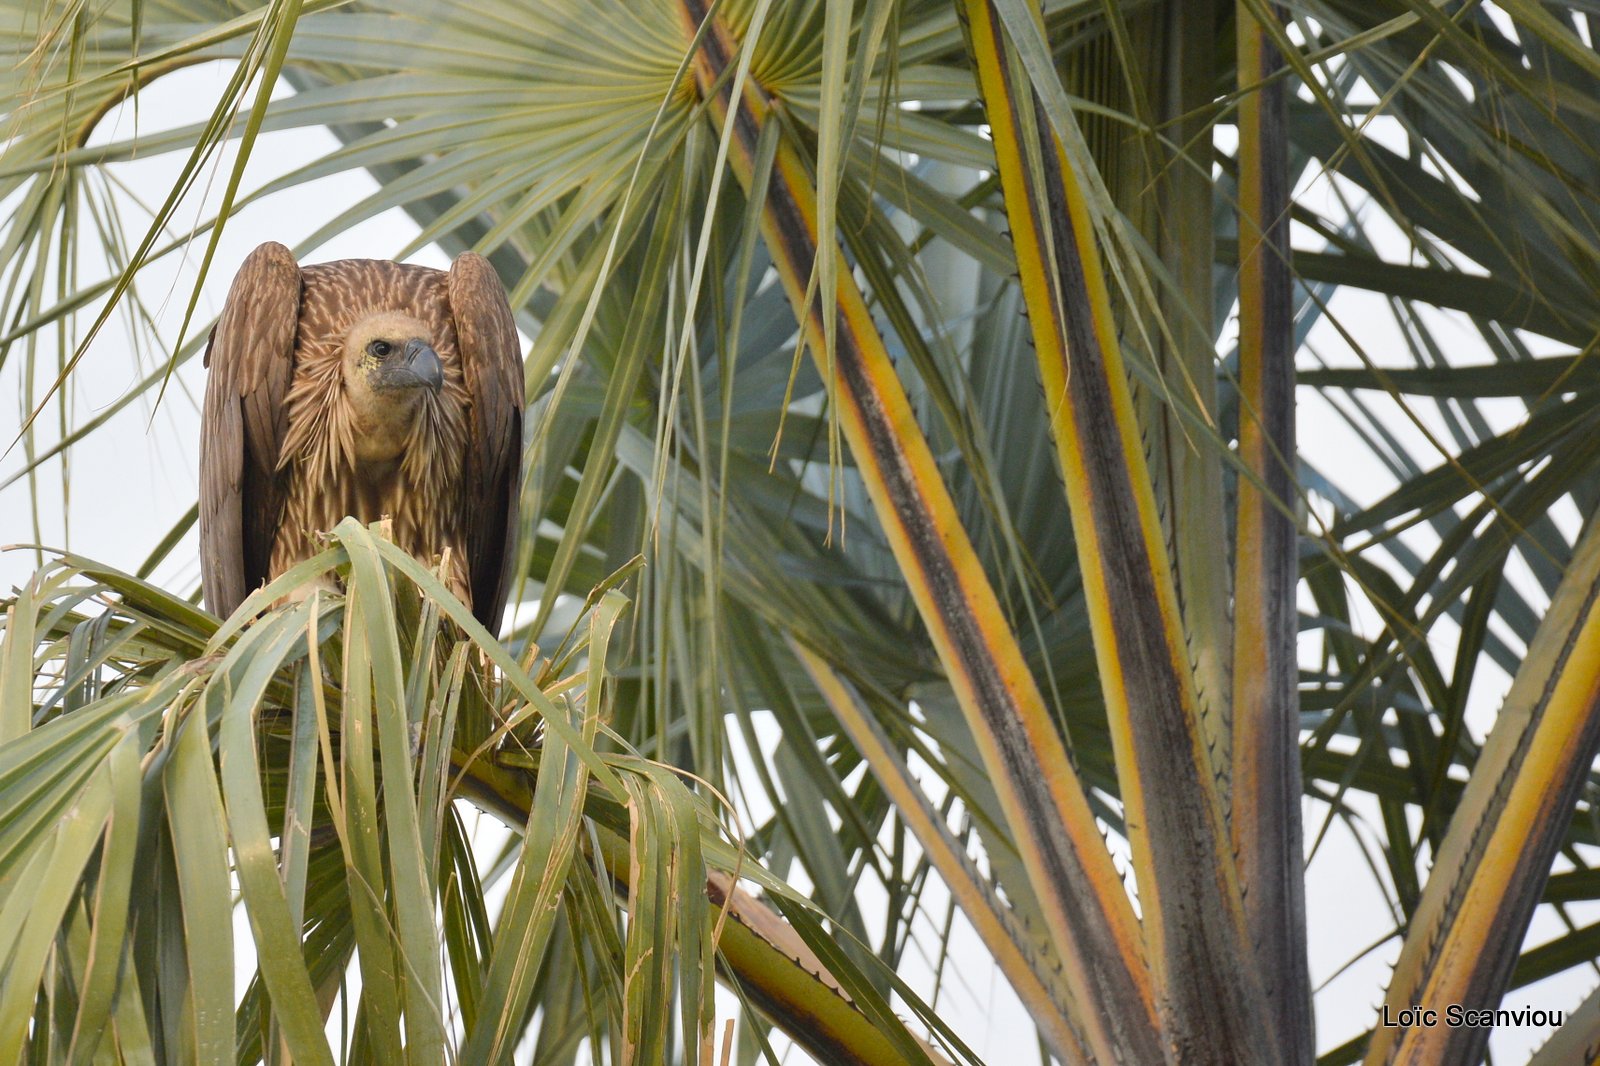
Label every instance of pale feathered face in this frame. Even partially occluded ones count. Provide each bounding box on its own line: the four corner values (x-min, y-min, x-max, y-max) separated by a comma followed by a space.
342, 310, 443, 396
341, 310, 444, 462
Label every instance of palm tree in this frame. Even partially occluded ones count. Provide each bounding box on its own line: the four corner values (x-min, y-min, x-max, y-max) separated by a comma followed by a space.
4, 0, 1600, 1063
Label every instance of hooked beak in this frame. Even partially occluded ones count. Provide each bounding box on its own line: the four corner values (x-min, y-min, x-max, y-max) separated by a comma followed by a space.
386, 338, 444, 393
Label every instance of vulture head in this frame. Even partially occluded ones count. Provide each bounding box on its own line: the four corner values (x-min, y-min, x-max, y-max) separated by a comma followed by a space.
342, 311, 445, 462
347, 311, 444, 395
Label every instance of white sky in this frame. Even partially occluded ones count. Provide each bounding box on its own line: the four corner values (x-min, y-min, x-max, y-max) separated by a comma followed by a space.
2, 56, 1595, 1066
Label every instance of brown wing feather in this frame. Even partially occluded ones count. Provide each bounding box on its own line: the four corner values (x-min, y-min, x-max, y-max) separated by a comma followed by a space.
199, 242, 302, 619
446, 252, 524, 633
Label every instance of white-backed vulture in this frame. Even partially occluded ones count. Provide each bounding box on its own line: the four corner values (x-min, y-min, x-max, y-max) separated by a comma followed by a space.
199, 242, 523, 632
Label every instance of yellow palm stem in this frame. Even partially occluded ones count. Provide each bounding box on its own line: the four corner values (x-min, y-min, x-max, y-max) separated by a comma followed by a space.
673, 3, 1164, 1062
960, 0, 1271, 1060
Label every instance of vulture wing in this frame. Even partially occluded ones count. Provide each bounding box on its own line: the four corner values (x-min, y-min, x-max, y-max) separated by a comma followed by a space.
447, 253, 524, 633
199, 242, 302, 620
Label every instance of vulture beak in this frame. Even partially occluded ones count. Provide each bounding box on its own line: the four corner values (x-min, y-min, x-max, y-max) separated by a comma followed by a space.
390, 338, 444, 393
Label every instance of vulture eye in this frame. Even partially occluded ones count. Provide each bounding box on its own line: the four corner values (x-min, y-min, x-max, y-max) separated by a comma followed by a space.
369, 340, 392, 358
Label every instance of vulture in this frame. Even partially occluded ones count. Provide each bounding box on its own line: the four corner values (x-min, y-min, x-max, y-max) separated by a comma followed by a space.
199, 242, 524, 632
